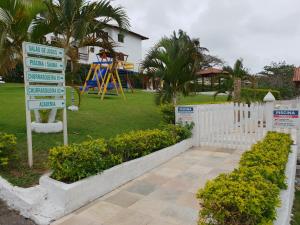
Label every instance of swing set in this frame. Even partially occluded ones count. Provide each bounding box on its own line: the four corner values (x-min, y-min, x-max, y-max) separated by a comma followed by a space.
80, 50, 135, 100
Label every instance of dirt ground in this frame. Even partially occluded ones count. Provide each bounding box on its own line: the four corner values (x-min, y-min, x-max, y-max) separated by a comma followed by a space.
0, 200, 36, 225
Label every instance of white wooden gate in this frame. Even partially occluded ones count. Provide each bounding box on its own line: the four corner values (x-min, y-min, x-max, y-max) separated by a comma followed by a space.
197, 103, 267, 149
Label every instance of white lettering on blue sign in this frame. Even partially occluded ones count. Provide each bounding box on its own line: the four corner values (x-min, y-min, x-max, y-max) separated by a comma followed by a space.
28, 99, 65, 110
27, 86, 65, 96
273, 110, 299, 116
178, 107, 194, 113
25, 43, 64, 58
26, 71, 64, 83
25, 57, 64, 71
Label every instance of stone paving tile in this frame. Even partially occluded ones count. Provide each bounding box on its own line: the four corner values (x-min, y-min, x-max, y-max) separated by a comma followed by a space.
75, 201, 123, 224
129, 198, 170, 219
148, 187, 183, 203
190, 156, 226, 167
104, 191, 143, 207
176, 192, 199, 210
165, 160, 193, 171
137, 173, 169, 186
152, 167, 183, 178
185, 165, 214, 175
125, 180, 158, 196
161, 177, 193, 192
54, 215, 96, 225
52, 146, 242, 225
160, 204, 198, 225
199, 147, 236, 154
102, 208, 153, 225
147, 217, 181, 225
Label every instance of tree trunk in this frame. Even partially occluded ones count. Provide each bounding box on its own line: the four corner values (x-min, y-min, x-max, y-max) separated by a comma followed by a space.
233, 78, 241, 102
172, 91, 177, 105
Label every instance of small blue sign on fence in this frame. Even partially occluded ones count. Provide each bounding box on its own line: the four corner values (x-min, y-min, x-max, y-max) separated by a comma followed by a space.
273, 110, 299, 118
178, 107, 194, 113
273, 109, 299, 128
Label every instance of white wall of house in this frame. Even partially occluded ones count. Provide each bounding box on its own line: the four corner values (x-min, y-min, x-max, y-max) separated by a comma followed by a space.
45, 26, 147, 73
84, 27, 144, 72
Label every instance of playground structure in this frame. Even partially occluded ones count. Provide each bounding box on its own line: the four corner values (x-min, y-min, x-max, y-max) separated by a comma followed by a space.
80, 50, 135, 100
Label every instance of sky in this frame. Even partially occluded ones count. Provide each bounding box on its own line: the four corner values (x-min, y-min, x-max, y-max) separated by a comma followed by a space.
112, 0, 300, 73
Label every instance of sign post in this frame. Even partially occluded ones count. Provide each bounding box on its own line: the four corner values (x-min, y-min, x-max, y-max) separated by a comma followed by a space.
22, 42, 68, 167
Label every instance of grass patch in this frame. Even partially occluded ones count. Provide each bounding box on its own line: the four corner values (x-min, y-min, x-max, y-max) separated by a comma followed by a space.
0, 83, 226, 187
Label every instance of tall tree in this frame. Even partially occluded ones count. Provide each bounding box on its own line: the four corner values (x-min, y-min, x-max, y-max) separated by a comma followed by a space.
0, 0, 45, 74
31, 0, 130, 77
141, 30, 204, 105
258, 61, 297, 99
223, 59, 249, 101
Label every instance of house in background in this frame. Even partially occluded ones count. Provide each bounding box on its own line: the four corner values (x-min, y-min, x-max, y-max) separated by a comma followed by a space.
45, 25, 148, 72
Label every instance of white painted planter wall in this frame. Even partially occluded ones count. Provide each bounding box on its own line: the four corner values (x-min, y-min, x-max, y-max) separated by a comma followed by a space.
39, 139, 193, 214
274, 145, 298, 225
31, 121, 63, 133
0, 139, 192, 225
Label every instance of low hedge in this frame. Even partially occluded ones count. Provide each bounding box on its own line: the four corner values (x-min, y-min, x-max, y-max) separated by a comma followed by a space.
0, 132, 17, 167
49, 124, 192, 182
49, 139, 121, 183
241, 88, 281, 103
108, 129, 177, 162
197, 132, 292, 225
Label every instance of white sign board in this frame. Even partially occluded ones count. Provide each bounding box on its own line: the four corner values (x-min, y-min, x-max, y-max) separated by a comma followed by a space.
22, 42, 68, 167
27, 86, 65, 96
176, 106, 196, 125
25, 43, 64, 58
273, 109, 299, 129
26, 71, 65, 83
25, 57, 64, 71
28, 99, 65, 110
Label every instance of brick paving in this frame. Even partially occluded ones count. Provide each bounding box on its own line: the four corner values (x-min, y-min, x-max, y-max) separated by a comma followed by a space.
51, 146, 243, 225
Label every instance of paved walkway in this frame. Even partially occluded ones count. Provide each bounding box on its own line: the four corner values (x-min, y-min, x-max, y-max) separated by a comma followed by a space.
52, 146, 243, 225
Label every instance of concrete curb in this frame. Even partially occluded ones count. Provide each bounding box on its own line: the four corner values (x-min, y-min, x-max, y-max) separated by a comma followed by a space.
274, 145, 298, 225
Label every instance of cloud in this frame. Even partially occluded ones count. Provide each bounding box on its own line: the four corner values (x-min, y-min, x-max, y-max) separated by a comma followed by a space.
113, 0, 300, 73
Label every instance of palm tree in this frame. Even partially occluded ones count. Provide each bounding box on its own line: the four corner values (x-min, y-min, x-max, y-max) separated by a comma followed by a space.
0, 0, 45, 74
214, 59, 249, 101
31, 0, 130, 76
141, 30, 204, 105
30, 0, 129, 119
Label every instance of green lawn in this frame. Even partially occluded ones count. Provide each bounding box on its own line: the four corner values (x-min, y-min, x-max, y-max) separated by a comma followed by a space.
292, 190, 300, 225
0, 83, 226, 187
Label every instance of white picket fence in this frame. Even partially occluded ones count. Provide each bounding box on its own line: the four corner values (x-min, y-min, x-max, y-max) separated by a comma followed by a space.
176, 99, 300, 150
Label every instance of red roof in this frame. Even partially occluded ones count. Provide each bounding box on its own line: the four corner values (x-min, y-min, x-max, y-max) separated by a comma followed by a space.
293, 67, 300, 82
196, 68, 229, 77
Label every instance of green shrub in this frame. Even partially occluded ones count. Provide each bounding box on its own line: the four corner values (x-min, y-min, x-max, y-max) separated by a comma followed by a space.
160, 104, 175, 124
239, 133, 292, 189
0, 133, 17, 167
241, 88, 281, 103
49, 139, 121, 183
197, 132, 292, 225
162, 124, 193, 142
108, 129, 177, 162
49, 125, 192, 183
197, 169, 280, 225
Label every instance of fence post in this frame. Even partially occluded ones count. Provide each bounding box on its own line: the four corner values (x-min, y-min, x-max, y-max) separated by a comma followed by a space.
263, 92, 276, 131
